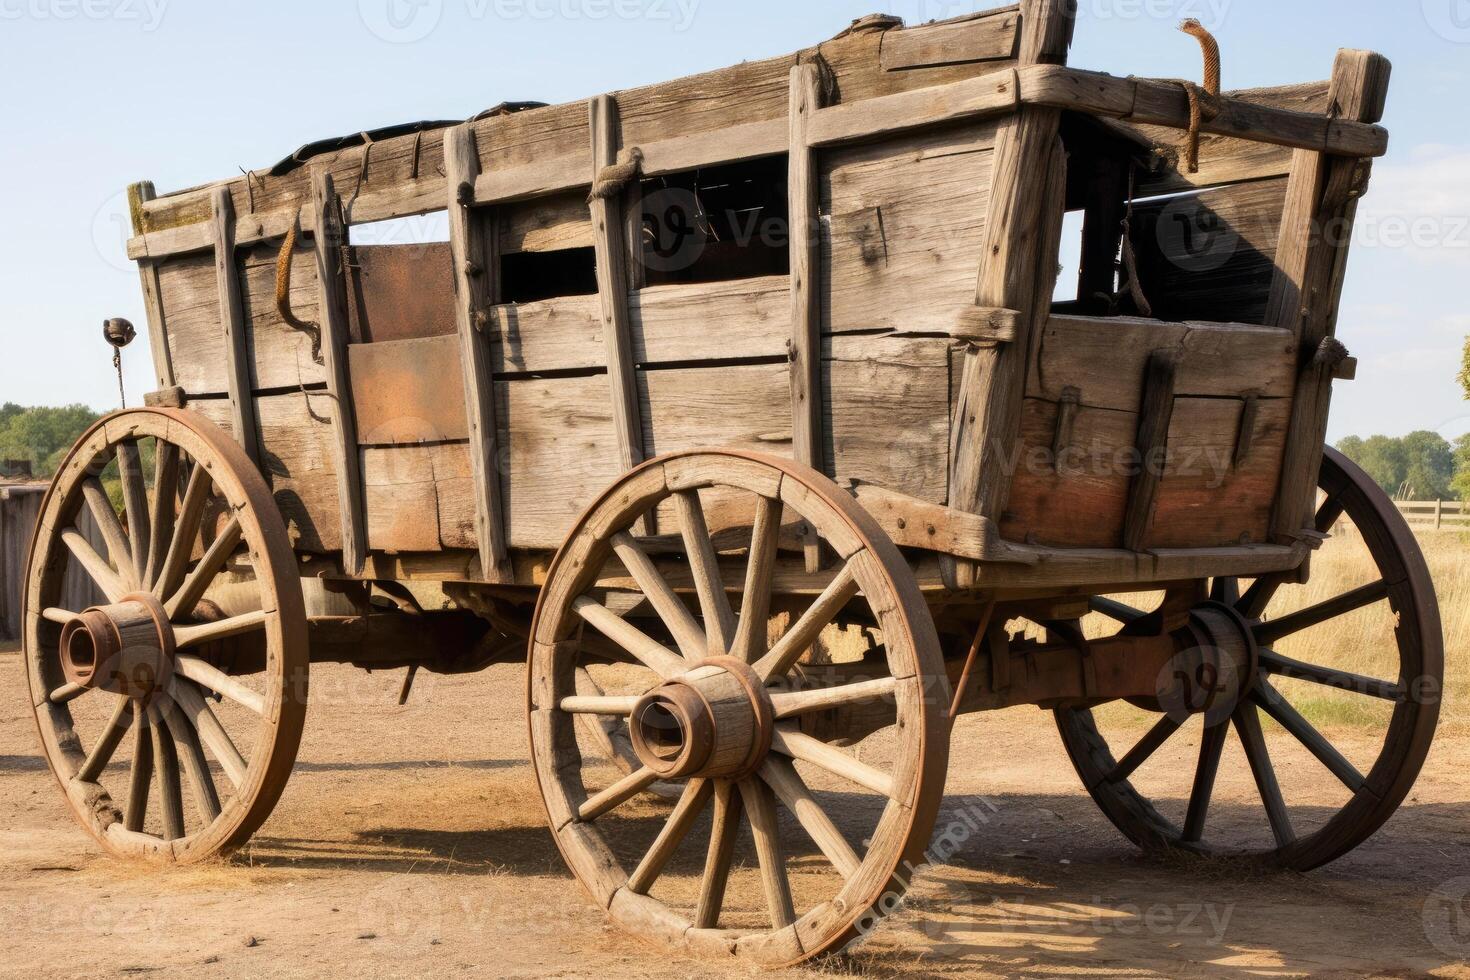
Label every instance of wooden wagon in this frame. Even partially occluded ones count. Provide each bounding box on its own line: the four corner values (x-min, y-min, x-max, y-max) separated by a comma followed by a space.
23, 1, 1442, 967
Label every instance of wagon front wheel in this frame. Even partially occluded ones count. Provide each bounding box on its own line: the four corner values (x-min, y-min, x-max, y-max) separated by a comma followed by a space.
23, 409, 308, 863
527, 451, 949, 967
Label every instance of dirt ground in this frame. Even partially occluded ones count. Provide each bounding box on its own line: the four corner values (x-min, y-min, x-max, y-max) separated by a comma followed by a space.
4, 646, 1470, 980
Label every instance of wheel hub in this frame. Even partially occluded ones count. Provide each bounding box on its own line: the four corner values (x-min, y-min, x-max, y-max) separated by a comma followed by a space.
1157, 600, 1259, 725
628, 657, 773, 779
58, 593, 175, 699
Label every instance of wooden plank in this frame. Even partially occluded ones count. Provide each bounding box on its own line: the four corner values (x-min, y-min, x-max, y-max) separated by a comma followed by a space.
128, 182, 176, 388
1029, 316, 1298, 412
788, 64, 823, 490
1269, 51, 1391, 544
1121, 350, 1179, 552
822, 124, 998, 336
588, 96, 647, 482
209, 187, 260, 465
881, 9, 1019, 70
1017, 65, 1389, 158
310, 171, 367, 576
445, 123, 513, 583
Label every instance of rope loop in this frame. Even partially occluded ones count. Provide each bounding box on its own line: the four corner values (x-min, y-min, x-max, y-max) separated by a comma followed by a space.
588, 146, 645, 202
276, 212, 325, 365
1178, 18, 1223, 174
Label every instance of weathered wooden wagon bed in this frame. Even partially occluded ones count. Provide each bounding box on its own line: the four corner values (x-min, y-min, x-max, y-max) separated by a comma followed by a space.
22, 2, 1442, 967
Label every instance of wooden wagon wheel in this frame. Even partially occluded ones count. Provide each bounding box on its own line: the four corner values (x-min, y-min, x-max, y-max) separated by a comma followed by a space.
23, 409, 307, 863
1056, 447, 1441, 870
527, 451, 948, 967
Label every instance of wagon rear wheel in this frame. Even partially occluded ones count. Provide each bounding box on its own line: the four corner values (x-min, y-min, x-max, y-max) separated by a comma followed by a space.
1056, 447, 1442, 870
527, 451, 948, 967
23, 410, 307, 863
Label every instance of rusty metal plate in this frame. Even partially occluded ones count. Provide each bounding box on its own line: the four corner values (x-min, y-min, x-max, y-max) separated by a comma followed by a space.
348, 335, 468, 445
344, 243, 458, 343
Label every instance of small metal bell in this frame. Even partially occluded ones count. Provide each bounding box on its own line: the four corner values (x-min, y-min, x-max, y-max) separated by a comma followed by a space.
103, 317, 136, 349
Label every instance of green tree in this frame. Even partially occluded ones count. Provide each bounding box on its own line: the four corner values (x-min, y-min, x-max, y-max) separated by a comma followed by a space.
1454, 433, 1470, 503
1460, 335, 1469, 401
0, 405, 102, 478
1401, 430, 1455, 500
1339, 434, 1409, 496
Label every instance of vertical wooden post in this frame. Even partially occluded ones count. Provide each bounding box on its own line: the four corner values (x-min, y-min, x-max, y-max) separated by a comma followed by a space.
127, 181, 176, 390
208, 187, 260, 466
789, 64, 825, 572
308, 171, 367, 577
1268, 51, 1391, 544
947, 0, 1075, 588
589, 97, 646, 473
1121, 350, 1180, 552
788, 63, 823, 478
1435, 499, 1443, 531
445, 123, 514, 584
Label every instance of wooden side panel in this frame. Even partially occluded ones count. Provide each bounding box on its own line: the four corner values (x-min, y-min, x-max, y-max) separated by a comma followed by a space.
1005, 318, 1295, 550
156, 244, 326, 397
190, 393, 342, 554
822, 123, 996, 334
500, 191, 594, 254
1128, 178, 1287, 326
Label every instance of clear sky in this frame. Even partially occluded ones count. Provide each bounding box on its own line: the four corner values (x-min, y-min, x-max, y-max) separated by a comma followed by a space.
1, 0, 1465, 443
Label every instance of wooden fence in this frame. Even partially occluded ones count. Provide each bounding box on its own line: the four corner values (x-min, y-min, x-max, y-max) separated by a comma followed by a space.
1395, 500, 1470, 532
0, 484, 103, 641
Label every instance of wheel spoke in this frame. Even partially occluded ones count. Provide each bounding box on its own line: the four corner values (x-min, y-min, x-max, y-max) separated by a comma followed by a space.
75, 698, 133, 783
42, 607, 78, 626
610, 531, 707, 663
124, 709, 153, 833
560, 694, 640, 716
571, 667, 641, 775
1089, 596, 1146, 625
175, 655, 266, 715
731, 495, 782, 664
1232, 703, 1295, 848
1211, 577, 1240, 606
148, 705, 186, 841
1260, 649, 1404, 702
770, 676, 898, 719
754, 559, 860, 682
1237, 573, 1288, 621
760, 756, 862, 879
162, 696, 221, 824
173, 610, 268, 648
738, 777, 795, 930
48, 682, 89, 705
1316, 491, 1347, 535
673, 490, 738, 657
1255, 579, 1390, 645
154, 463, 213, 602
572, 596, 686, 679
628, 779, 714, 894
1105, 713, 1183, 785
695, 780, 742, 930
578, 766, 660, 823
169, 680, 248, 789
164, 516, 242, 620
81, 477, 138, 591
117, 440, 152, 581
62, 528, 127, 603
1255, 679, 1366, 792
1181, 719, 1230, 844
771, 723, 894, 798
143, 442, 180, 589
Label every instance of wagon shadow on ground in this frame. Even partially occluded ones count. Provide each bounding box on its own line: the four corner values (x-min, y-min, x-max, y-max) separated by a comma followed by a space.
235, 776, 1470, 976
